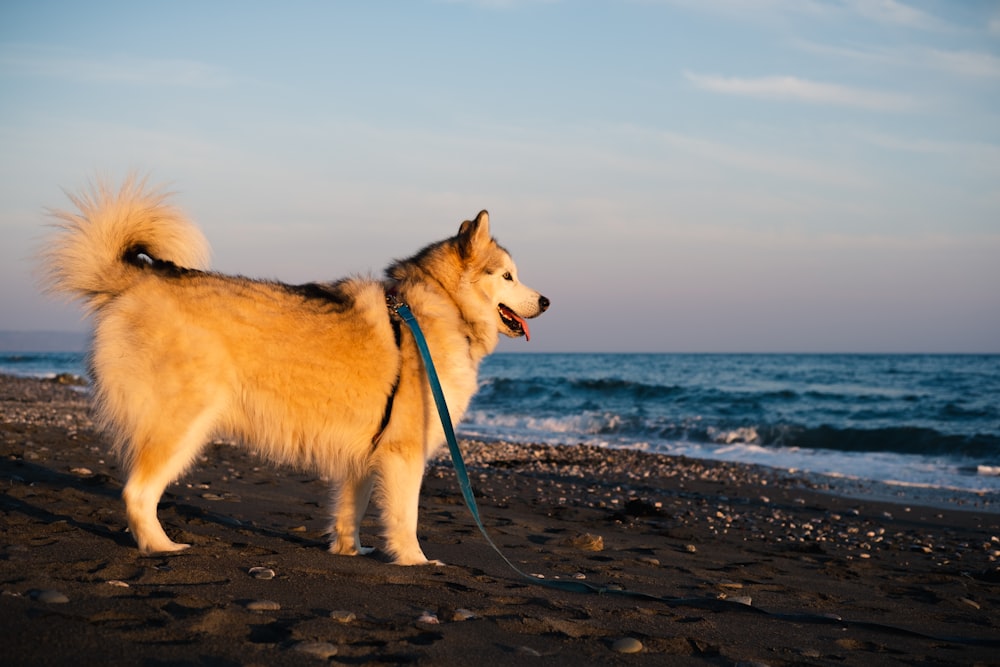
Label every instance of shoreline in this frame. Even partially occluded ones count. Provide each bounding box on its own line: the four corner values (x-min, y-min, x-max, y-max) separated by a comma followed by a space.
2, 374, 999, 665
5, 370, 998, 514
798, 469, 999, 515
451, 439, 1000, 516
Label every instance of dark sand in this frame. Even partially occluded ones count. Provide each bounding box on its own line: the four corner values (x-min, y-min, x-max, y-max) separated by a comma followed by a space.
2, 374, 998, 666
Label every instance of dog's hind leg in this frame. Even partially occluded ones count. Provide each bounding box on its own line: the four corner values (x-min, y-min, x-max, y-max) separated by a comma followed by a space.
120, 406, 219, 553
328, 471, 376, 556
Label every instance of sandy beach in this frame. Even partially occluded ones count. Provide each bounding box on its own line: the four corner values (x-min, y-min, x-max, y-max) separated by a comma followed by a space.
2, 373, 998, 666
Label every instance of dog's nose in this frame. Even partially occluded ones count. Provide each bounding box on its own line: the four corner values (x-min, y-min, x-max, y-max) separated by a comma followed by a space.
539, 295, 550, 312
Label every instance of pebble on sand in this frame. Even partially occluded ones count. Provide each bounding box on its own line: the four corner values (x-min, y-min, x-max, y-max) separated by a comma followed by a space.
293, 641, 339, 659
612, 637, 643, 653
452, 608, 476, 621
34, 590, 69, 604
248, 566, 275, 580
330, 610, 357, 623
567, 533, 604, 551
416, 611, 440, 624
246, 600, 281, 611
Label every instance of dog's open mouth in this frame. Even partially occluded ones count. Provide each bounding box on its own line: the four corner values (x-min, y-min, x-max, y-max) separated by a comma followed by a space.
498, 303, 530, 341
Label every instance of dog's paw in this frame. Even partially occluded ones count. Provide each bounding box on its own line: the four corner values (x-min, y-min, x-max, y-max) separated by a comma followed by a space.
140, 540, 191, 555
329, 540, 374, 557
391, 550, 444, 567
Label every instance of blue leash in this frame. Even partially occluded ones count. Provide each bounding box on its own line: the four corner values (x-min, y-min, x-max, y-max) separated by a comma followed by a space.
394, 303, 550, 584
392, 301, 1000, 647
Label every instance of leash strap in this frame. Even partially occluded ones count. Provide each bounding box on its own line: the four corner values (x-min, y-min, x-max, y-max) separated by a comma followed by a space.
394, 303, 539, 580
391, 301, 1000, 647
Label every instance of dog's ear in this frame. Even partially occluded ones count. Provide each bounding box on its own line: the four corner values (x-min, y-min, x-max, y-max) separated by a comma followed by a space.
457, 210, 490, 258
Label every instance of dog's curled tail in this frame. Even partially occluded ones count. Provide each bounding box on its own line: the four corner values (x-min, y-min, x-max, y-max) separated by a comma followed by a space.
39, 175, 210, 313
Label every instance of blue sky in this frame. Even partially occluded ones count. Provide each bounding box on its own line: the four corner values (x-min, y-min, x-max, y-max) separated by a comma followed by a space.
2, 0, 998, 353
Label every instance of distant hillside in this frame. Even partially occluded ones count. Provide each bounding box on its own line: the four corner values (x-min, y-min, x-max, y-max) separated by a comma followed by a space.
0, 331, 87, 352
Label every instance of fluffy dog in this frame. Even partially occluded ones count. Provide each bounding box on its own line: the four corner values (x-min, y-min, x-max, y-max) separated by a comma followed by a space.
41, 176, 549, 564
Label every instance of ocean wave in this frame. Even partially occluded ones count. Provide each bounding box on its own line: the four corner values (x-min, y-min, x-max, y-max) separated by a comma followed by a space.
940, 402, 998, 420
477, 376, 684, 402
462, 408, 1000, 461
713, 423, 999, 459
478, 374, 941, 417
1, 353, 58, 363
0, 352, 87, 379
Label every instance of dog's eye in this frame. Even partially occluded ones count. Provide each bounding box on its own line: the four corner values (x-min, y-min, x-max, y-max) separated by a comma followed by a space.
503, 272, 513, 281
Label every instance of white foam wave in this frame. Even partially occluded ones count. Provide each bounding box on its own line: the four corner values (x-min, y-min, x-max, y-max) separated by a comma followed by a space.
459, 410, 1000, 498
708, 426, 761, 445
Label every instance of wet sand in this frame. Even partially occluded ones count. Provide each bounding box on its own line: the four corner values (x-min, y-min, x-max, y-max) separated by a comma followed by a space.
2, 374, 998, 666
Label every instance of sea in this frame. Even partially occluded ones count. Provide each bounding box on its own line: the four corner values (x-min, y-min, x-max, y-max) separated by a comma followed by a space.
3, 351, 998, 508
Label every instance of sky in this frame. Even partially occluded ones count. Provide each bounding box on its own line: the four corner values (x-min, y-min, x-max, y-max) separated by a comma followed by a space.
1, 0, 998, 353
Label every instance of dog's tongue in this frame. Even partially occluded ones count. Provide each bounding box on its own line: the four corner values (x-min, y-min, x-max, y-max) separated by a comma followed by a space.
503, 307, 531, 342
499, 304, 532, 341
517, 313, 531, 342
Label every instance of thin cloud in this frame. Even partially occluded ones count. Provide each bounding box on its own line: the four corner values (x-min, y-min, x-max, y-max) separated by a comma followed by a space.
0, 45, 231, 88
926, 49, 1000, 78
855, 130, 1000, 165
842, 0, 947, 31
654, 0, 946, 30
640, 127, 866, 188
654, 0, 831, 16
435, 0, 558, 8
794, 40, 1000, 79
684, 71, 916, 111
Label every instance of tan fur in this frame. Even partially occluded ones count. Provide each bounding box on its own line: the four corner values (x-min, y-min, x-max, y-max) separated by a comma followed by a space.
41, 176, 548, 564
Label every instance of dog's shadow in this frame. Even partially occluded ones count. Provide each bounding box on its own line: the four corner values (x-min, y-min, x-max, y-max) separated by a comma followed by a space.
0, 457, 336, 554
163, 498, 333, 552
1, 458, 134, 547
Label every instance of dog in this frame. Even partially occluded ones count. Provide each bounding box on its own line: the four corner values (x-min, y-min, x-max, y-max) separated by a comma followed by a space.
40, 176, 549, 564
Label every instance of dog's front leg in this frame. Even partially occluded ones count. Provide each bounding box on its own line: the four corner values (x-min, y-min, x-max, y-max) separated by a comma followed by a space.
328, 472, 376, 556
376, 449, 442, 566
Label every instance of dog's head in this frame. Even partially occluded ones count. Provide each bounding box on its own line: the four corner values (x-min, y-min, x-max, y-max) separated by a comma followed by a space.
457, 211, 549, 341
